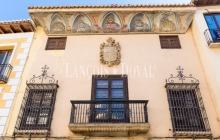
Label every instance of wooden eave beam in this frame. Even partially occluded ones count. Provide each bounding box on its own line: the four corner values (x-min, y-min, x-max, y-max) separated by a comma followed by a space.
18, 24, 24, 32
0, 27, 4, 34
5, 25, 14, 33
213, 0, 219, 4
28, 24, 34, 32
203, 0, 209, 5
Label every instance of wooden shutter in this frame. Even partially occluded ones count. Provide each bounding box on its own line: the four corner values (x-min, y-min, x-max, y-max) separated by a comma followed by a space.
160, 36, 181, 49
46, 37, 67, 50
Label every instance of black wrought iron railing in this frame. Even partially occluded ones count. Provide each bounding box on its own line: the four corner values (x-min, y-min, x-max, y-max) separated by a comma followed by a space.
70, 100, 149, 124
204, 29, 220, 45
0, 64, 12, 83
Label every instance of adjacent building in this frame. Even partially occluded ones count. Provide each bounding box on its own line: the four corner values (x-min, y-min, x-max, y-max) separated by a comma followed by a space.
191, 0, 220, 128
1, 2, 220, 140
0, 20, 35, 136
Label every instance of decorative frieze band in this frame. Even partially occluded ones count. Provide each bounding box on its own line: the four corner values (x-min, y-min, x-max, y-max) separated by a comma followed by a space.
30, 10, 195, 35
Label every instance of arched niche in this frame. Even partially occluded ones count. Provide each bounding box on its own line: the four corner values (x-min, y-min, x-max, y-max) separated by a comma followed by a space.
72, 14, 92, 33
159, 12, 177, 32
50, 13, 66, 34
130, 13, 150, 32
101, 12, 122, 33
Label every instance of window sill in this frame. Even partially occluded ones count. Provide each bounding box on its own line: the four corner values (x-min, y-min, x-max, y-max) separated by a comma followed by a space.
14, 129, 48, 135
174, 131, 212, 137
208, 42, 220, 48
69, 123, 150, 137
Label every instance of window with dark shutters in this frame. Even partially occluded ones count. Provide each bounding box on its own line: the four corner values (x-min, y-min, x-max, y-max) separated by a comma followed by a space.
159, 36, 181, 49
46, 37, 67, 50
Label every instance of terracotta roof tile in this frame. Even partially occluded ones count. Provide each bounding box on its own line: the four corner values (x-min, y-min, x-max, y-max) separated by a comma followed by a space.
28, 3, 194, 9
0, 19, 33, 24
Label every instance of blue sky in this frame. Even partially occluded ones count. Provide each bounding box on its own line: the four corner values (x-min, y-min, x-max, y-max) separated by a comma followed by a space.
0, 0, 190, 21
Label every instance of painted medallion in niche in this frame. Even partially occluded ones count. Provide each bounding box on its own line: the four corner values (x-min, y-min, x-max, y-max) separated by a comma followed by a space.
50, 22, 65, 34
72, 14, 92, 33
102, 13, 122, 33
130, 13, 150, 32
159, 12, 176, 32
50, 14, 66, 34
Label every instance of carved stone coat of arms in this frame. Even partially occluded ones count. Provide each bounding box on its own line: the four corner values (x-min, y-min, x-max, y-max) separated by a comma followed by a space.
100, 38, 121, 67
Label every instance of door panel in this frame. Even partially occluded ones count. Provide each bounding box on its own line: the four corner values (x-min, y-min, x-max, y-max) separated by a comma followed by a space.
95, 80, 109, 121
111, 80, 125, 120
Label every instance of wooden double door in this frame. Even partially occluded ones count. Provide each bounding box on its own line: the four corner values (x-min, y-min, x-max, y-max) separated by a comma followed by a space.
91, 75, 129, 123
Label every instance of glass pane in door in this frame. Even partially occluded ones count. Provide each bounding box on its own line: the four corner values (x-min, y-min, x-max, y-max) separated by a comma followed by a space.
4, 51, 12, 64
215, 15, 220, 27
0, 51, 7, 64
0, 51, 9, 77
205, 15, 218, 29
214, 15, 220, 39
205, 15, 218, 40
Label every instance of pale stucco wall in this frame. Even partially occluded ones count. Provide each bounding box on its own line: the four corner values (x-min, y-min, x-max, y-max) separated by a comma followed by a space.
191, 5, 220, 134
3, 26, 220, 138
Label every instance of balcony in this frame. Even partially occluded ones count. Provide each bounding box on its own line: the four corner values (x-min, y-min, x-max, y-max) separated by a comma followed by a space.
204, 29, 220, 48
68, 100, 150, 137
0, 64, 12, 83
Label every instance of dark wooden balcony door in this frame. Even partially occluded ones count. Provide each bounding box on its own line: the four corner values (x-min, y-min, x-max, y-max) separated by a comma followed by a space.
91, 75, 129, 123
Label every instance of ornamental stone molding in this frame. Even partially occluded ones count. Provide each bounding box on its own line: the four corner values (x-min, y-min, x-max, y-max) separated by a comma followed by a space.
29, 10, 195, 35
68, 123, 151, 137
100, 37, 121, 67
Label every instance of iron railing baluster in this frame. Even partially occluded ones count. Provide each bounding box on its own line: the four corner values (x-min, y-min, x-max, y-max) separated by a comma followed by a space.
69, 100, 149, 124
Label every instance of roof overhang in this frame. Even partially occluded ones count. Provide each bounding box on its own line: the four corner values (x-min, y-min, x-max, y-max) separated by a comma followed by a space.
191, 0, 220, 6
0, 20, 36, 34
28, 5, 196, 35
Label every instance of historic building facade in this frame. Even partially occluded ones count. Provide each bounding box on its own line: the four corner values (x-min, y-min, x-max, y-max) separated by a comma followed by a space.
1, 2, 220, 140
0, 20, 35, 136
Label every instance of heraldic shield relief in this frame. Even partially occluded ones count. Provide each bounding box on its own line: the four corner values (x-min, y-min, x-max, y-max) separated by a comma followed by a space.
100, 37, 121, 67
